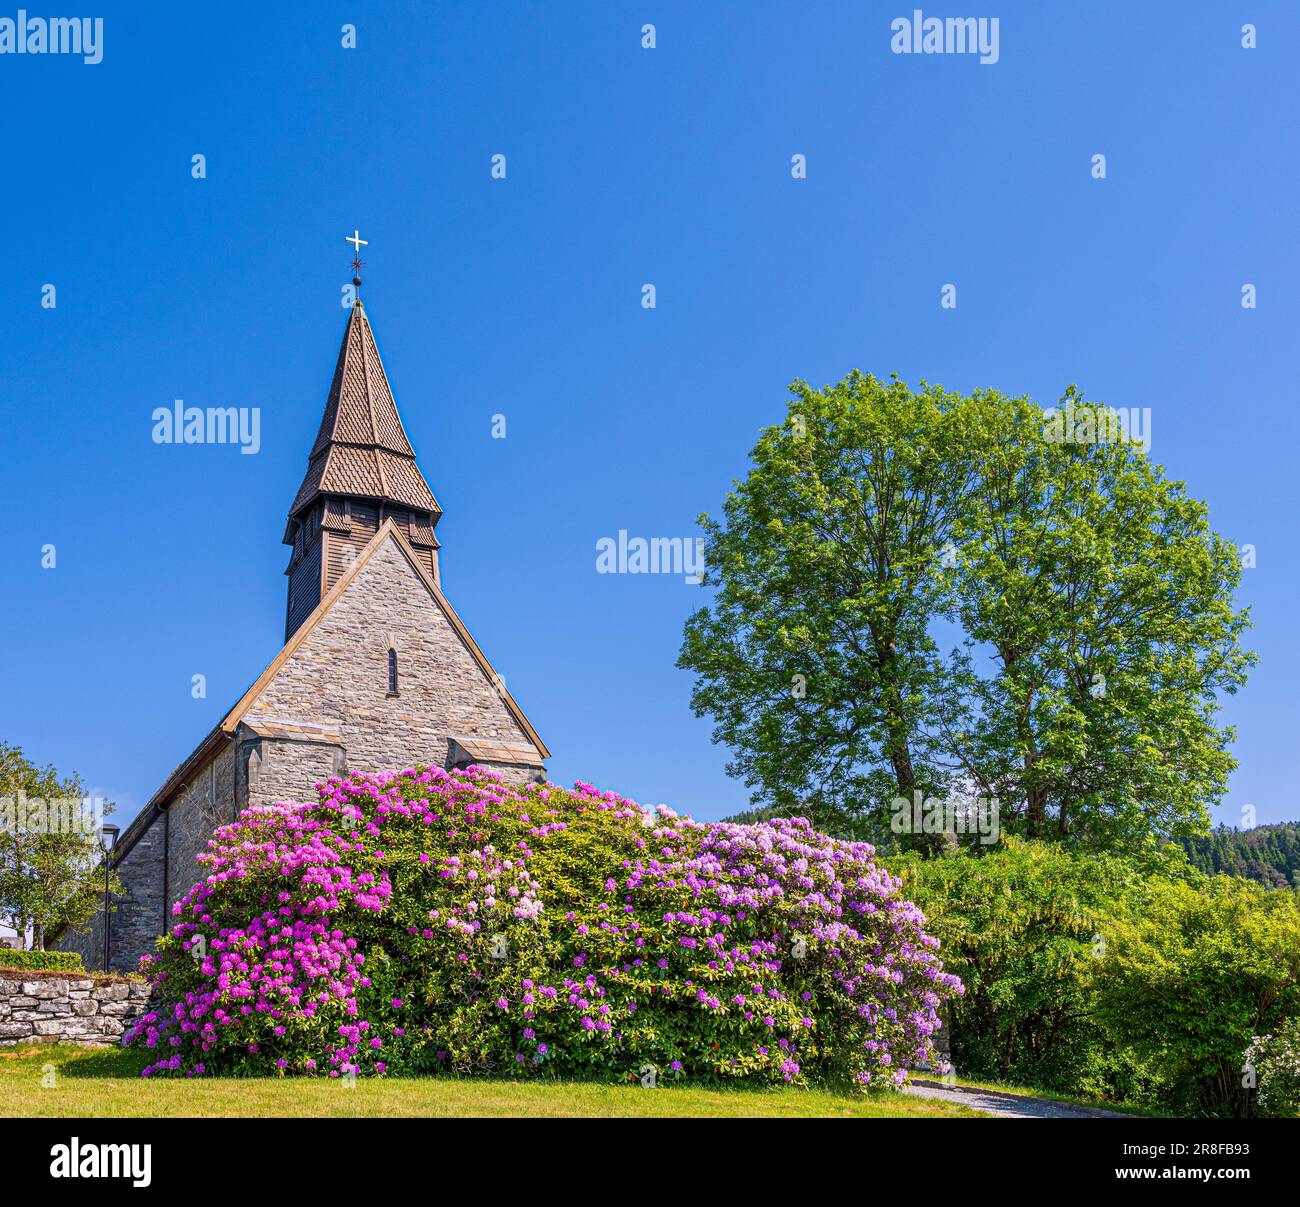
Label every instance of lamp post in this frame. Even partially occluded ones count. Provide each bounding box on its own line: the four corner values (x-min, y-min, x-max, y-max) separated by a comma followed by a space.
99, 824, 119, 971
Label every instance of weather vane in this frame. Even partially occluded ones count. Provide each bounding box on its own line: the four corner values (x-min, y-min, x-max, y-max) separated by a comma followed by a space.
346, 228, 368, 289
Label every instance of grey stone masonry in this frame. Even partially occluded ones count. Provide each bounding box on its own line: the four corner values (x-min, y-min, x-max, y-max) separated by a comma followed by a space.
166, 741, 239, 918
0, 969, 151, 1046
53, 742, 242, 972
246, 535, 542, 788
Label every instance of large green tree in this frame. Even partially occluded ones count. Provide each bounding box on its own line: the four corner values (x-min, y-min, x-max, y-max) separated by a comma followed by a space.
680, 373, 1253, 850
0, 742, 119, 949
936, 386, 1253, 849
678, 373, 979, 840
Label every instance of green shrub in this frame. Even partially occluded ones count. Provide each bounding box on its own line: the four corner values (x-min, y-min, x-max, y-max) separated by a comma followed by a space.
126, 768, 962, 1084
888, 837, 1146, 1096
885, 841, 1300, 1114
0, 949, 85, 972
1094, 873, 1300, 1115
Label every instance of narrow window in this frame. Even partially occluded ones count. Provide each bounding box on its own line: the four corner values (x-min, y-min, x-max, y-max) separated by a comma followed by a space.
387, 647, 398, 695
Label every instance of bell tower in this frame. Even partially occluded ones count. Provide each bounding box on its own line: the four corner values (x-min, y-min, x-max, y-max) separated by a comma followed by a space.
283, 284, 442, 639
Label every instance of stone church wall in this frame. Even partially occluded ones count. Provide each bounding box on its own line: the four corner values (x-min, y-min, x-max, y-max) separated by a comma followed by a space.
52, 743, 238, 973
456, 760, 543, 785
54, 535, 546, 975
244, 736, 339, 810
248, 537, 537, 778
166, 741, 239, 915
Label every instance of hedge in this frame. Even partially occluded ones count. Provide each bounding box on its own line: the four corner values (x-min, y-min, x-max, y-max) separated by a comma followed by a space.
0, 949, 85, 972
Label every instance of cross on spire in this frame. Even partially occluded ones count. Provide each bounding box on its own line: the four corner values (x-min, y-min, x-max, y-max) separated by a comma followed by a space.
346, 228, 368, 287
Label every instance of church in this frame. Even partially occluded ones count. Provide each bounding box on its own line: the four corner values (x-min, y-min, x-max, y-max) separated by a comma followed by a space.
54, 281, 550, 972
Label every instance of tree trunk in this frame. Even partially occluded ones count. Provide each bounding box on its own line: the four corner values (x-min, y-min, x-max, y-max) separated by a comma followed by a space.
1025, 784, 1047, 838
889, 742, 917, 797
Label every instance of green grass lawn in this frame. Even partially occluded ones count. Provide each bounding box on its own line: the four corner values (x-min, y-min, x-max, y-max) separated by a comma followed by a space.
0, 1044, 986, 1118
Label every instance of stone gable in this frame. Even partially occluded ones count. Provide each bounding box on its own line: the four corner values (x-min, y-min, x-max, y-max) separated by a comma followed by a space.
244, 532, 539, 792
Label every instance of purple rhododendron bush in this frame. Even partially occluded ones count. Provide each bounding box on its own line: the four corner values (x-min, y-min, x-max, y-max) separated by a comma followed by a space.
126, 766, 962, 1088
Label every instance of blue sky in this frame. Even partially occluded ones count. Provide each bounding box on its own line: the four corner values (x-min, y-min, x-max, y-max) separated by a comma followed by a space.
2, 1, 1297, 831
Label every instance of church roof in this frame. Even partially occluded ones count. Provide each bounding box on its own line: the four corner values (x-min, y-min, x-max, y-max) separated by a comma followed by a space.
288, 301, 441, 518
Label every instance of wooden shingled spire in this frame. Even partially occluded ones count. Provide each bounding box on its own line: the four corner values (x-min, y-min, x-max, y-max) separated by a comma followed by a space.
283, 251, 443, 639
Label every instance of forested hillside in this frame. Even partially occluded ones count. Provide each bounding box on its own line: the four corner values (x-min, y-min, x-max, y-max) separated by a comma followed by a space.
1180, 823, 1300, 890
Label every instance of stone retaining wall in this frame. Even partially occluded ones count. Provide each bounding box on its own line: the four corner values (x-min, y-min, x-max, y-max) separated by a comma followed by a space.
0, 968, 151, 1047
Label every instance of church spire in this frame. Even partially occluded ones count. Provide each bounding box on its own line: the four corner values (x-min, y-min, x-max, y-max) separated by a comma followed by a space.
283, 249, 443, 638
288, 301, 440, 516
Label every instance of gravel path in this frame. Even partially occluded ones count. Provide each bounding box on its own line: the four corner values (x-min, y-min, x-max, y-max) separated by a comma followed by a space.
904, 1078, 1133, 1119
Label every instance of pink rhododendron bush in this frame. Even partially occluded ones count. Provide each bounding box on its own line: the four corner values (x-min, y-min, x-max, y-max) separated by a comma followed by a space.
126, 767, 962, 1087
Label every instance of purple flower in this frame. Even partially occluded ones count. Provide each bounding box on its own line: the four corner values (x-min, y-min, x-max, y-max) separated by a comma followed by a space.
122, 767, 959, 1084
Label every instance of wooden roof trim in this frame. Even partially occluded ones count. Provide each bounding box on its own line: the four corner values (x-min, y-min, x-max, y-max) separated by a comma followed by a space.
220, 518, 551, 760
